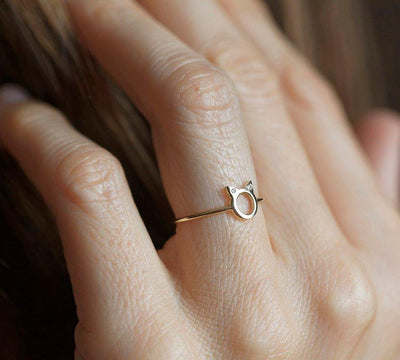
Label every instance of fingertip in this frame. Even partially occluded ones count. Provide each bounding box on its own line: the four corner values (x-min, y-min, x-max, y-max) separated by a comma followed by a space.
361, 108, 400, 123
357, 109, 400, 141
357, 109, 400, 206
356, 109, 400, 167
0, 84, 31, 149
0, 84, 30, 113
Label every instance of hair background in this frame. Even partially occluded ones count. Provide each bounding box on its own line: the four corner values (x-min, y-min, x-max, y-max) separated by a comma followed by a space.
0, 0, 398, 358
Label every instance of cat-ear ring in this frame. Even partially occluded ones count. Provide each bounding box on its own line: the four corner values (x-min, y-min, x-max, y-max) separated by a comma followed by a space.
175, 181, 263, 223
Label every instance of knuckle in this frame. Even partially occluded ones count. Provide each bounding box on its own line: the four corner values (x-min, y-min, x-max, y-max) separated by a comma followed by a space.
76, 317, 194, 360
142, 326, 195, 360
55, 145, 125, 211
207, 36, 282, 105
282, 61, 341, 112
233, 309, 298, 359
74, 322, 96, 360
222, 0, 270, 18
74, 349, 86, 360
231, 273, 299, 358
168, 59, 239, 125
89, 0, 129, 24
323, 258, 376, 336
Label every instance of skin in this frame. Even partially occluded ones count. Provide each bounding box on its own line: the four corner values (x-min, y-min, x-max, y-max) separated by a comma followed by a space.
357, 111, 400, 206
0, 0, 400, 358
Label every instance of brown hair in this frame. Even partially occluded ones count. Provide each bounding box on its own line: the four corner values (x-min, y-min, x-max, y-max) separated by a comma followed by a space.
0, 0, 395, 358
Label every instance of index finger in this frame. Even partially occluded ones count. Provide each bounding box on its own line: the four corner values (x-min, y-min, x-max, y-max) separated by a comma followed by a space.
0, 87, 184, 358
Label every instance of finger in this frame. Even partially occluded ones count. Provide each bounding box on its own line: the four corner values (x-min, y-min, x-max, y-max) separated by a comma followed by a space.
357, 110, 400, 207
66, 0, 273, 307
217, 0, 293, 71
68, 0, 261, 218
216, 0, 392, 246
0, 86, 192, 359
136, 0, 345, 257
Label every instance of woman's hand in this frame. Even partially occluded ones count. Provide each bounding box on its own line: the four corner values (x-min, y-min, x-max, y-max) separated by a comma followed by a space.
1, 0, 400, 358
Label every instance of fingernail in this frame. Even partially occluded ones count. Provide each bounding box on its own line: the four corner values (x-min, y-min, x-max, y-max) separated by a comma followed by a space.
0, 85, 30, 149
0, 84, 30, 113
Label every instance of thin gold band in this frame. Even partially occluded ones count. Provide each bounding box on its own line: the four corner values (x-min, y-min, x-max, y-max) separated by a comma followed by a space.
174, 181, 263, 224
175, 198, 264, 223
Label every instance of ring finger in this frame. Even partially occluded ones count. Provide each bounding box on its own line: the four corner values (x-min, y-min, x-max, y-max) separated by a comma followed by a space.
67, 0, 272, 295
136, 0, 346, 257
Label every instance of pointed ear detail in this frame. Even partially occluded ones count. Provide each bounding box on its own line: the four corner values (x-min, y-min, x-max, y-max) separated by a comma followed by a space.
227, 186, 237, 194
245, 181, 253, 192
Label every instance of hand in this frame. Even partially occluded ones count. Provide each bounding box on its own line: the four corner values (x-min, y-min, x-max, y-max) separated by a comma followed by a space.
1, 0, 400, 359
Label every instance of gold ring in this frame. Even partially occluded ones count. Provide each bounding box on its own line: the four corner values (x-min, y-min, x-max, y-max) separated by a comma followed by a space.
174, 181, 263, 224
